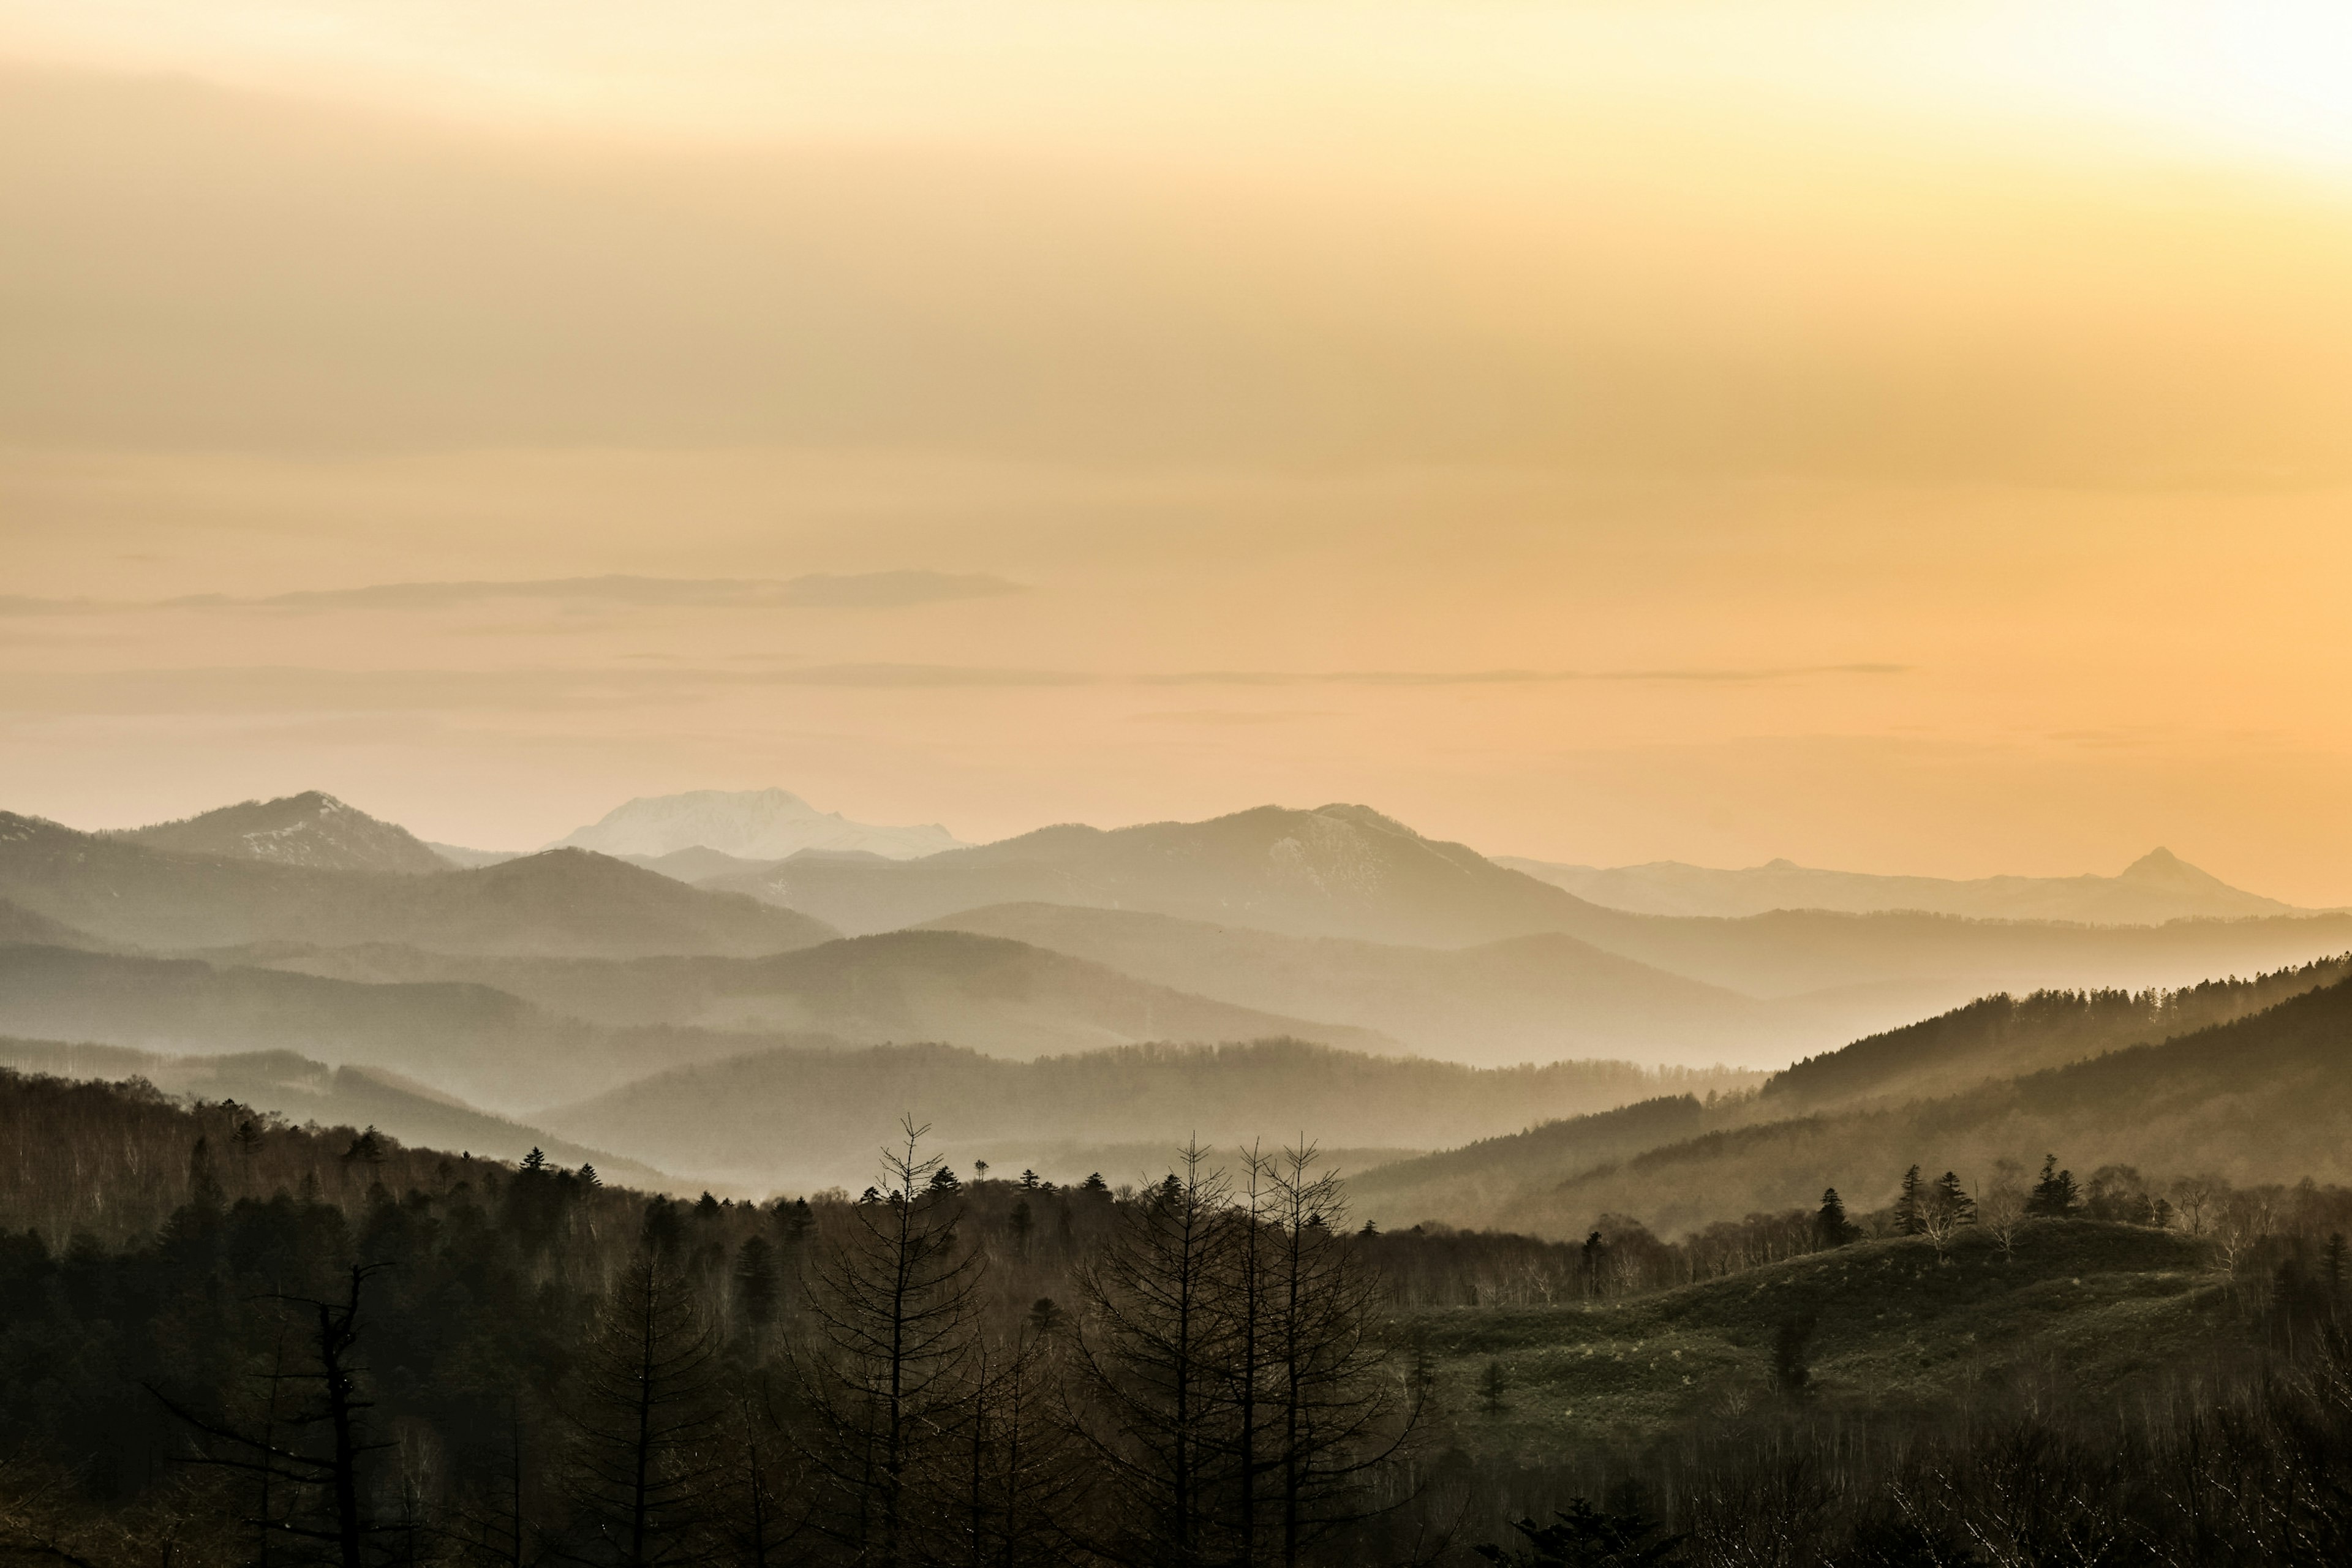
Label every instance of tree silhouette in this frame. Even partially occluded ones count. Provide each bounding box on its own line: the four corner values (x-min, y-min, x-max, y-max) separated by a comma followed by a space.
1813, 1189, 1855, 1250
801, 1117, 983, 1567
560, 1254, 722, 1568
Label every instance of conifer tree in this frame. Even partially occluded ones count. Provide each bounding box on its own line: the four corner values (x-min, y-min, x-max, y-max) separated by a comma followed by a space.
561, 1254, 722, 1568
2027, 1155, 2080, 1218
1253, 1144, 1414, 1567
802, 1117, 984, 1567
1074, 1144, 1237, 1567
1813, 1189, 1855, 1250
1896, 1166, 1925, 1236
1932, 1171, 1976, 1227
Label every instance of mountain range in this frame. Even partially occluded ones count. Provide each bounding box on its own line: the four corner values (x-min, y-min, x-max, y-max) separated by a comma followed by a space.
15, 785, 2352, 1210
549, 787, 962, 861
1499, 846, 2298, 924
0, 812, 836, 957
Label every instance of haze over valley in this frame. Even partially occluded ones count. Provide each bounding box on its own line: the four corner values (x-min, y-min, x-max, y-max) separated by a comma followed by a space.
10, 5, 2352, 1559
6, 785, 2348, 1202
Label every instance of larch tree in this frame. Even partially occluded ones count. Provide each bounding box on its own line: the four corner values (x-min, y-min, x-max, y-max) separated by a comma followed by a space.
801, 1117, 984, 1567
560, 1253, 723, 1568
1074, 1144, 1239, 1568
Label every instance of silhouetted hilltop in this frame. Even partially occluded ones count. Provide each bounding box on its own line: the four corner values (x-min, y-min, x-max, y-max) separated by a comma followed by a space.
1501, 971, 2352, 1240
0, 813, 837, 956
1760, 954, 2352, 1110
0, 1036, 668, 1189
1349, 958, 2352, 1234
120, 790, 453, 873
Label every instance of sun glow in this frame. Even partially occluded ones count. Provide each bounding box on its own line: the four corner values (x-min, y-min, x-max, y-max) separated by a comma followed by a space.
4, 2, 2352, 184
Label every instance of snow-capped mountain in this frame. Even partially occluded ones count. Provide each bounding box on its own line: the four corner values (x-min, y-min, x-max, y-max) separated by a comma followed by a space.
122, 791, 453, 874
548, 788, 962, 862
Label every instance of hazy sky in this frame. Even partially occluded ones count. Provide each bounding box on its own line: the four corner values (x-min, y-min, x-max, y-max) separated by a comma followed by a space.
6, 2, 2352, 900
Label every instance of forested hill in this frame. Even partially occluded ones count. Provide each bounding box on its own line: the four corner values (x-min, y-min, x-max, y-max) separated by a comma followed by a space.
1503, 970, 2352, 1240
1354, 961, 2352, 1237
539, 1039, 1752, 1190
4, 1039, 2350, 1568
1760, 953, 2352, 1110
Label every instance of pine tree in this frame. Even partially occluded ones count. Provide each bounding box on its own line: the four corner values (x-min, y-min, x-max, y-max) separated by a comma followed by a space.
2028, 1155, 2080, 1218
1814, 1189, 1855, 1250
560, 1254, 723, 1568
1896, 1166, 1925, 1236
1253, 1143, 1414, 1567
1075, 1144, 1238, 1567
1932, 1171, 1976, 1227
802, 1117, 984, 1567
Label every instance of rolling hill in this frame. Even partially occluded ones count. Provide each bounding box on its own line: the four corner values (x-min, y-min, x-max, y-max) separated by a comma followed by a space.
1501, 846, 2299, 924
0, 894, 103, 949
1447, 973, 2352, 1242
239, 928, 1405, 1058
539, 1038, 1761, 1191
1349, 956, 2352, 1234
0, 812, 837, 956
119, 791, 454, 874
0, 1036, 670, 1189
1409, 1221, 2218, 1451
917, 902, 1780, 1067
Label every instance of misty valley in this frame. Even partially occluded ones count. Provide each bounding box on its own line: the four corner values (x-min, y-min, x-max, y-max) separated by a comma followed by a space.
3, 789, 2352, 1565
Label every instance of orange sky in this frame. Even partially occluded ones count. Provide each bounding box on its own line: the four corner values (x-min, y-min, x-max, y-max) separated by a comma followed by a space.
6, 3, 2352, 900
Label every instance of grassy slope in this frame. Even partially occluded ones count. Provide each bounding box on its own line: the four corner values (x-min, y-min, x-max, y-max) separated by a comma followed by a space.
1411, 1221, 2222, 1457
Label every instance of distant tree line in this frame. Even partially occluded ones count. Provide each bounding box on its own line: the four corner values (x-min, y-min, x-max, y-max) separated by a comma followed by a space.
7, 1069, 2352, 1565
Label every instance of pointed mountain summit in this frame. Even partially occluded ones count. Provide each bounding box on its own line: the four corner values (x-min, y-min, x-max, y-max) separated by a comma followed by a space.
1500, 845, 2295, 925
551, 788, 962, 862
123, 791, 452, 874
2115, 846, 2244, 894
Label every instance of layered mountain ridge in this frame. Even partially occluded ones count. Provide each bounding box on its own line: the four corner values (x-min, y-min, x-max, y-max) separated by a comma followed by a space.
1502, 845, 2297, 924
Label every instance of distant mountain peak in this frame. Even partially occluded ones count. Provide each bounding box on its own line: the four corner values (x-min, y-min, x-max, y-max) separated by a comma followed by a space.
2120, 846, 2186, 876
122, 791, 453, 875
550, 788, 962, 862
1502, 844, 2293, 924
